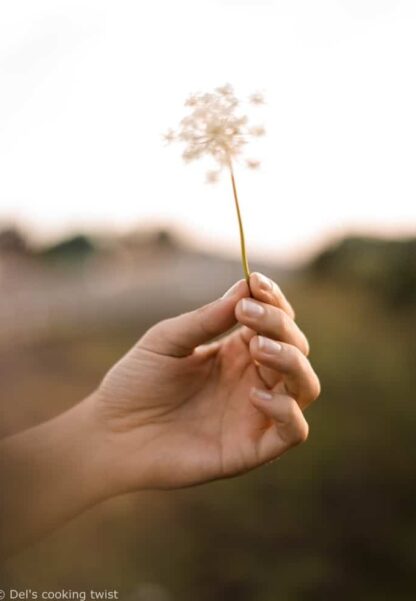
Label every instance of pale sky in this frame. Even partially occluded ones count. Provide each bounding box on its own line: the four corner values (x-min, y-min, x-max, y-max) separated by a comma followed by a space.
0, 0, 415, 263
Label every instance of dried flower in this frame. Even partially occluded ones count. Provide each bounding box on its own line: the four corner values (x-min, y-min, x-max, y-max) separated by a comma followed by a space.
162, 128, 176, 144
249, 91, 265, 105
165, 84, 266, 284
249, 125, 266, 137
206, 169, 221, 184
246, 159, 261, 170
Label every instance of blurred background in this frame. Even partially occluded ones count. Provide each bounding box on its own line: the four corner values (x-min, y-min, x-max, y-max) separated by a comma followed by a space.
0, 0, 415, 600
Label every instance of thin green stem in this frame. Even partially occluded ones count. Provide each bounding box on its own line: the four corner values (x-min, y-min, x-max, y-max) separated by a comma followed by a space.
228, 160, 251, 285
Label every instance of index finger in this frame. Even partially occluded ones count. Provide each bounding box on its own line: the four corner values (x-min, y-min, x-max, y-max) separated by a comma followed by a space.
249, 272, 295, 320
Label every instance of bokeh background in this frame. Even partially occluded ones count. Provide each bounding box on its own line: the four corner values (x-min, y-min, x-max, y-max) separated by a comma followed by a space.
1, 1, 415, 600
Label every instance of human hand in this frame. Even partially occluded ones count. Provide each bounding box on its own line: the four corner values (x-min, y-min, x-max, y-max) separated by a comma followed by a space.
89, 273, 321, 494
0, 273, 320, 558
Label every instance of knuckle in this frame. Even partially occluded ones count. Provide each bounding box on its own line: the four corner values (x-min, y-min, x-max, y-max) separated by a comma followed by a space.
311, 376, 322, 401
291, 346, 305, 371
292, 419, 309, 445
301, 371, 321, 406
283, 399, 309, 446
290, 421, 308, 447
284, 345, 304, 374
271, 281, 283, 301
284, 397, 300, 422
302, 336, 311, 356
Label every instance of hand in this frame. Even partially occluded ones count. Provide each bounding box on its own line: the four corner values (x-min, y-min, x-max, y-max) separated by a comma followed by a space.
0, 273, 321, 557
90, 272, 320, 493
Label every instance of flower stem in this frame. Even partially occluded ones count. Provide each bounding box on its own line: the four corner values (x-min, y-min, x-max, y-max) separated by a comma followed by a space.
228, 161, 251, 286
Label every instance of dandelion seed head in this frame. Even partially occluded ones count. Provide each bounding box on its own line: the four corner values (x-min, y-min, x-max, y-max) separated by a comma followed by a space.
166, 84, 265, 182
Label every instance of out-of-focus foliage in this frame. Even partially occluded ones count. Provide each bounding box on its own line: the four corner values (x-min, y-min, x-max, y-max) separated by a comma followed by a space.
0, 227, 29, 256
0, 234, 415, 601
309, 236, 416, 308
38, 235, 96, 265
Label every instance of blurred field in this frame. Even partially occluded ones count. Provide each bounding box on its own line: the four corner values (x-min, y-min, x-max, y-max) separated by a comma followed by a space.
0, 230, 415, 601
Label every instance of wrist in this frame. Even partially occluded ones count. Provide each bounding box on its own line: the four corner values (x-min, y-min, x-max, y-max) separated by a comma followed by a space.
0, 395, 121, 556
87, 387, 188, 494
62, 394, 126, 501
81, 390, 156, 496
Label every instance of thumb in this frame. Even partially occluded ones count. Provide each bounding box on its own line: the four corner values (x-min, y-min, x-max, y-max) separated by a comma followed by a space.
139, 280, 249, 357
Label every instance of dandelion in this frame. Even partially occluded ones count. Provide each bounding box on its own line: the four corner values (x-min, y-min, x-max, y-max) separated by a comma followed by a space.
164, 83, 265, 284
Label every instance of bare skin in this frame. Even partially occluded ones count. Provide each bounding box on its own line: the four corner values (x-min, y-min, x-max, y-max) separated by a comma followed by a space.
0, 273, 320, 559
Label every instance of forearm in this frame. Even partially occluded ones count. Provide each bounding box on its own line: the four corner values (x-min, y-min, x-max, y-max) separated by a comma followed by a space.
0, 396, 113, 559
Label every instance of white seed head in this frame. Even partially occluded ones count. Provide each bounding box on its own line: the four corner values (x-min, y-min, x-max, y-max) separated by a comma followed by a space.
166, 84, 265, 182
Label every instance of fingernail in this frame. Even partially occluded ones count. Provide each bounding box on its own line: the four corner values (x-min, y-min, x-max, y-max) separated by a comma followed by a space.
256, 273, 273, 292
222, 281, 241, 298
258, 336, 282, 354
251, 387, 273, 401
241, 298, 265, 317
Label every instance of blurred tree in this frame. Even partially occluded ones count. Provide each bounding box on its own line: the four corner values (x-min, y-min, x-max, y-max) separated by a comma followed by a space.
308, 236, 416, 307
0, 227, 29, 256
38, 234, 95, 266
